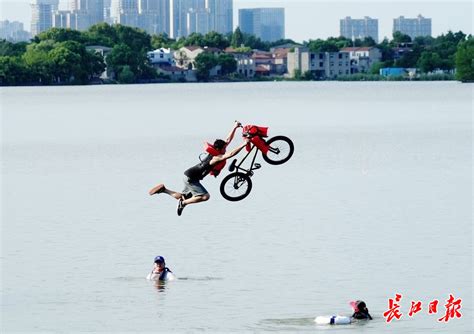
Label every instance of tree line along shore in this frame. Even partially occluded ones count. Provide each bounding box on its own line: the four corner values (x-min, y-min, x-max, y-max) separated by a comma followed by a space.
0, 23, 473, 86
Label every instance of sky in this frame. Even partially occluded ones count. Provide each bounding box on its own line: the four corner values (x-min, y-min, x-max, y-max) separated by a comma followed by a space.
0, 0, 472, 42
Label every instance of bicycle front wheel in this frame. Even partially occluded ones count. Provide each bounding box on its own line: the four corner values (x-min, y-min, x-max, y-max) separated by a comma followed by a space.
220, 172, 253, 201
262, 135, 294, 165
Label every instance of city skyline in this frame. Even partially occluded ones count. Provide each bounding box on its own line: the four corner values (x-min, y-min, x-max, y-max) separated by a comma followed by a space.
0, 0, 472, 42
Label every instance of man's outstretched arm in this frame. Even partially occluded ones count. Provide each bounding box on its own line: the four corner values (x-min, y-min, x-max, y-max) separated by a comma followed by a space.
211, 142, 247, 164
224, 121, 242, 146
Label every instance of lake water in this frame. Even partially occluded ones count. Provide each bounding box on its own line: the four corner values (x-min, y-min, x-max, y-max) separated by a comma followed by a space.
1, 82, 472, 333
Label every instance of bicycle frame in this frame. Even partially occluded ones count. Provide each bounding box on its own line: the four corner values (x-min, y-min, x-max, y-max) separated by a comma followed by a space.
230, 143, 262, 177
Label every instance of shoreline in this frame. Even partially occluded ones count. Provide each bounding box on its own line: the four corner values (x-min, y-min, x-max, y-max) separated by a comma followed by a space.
0, 75, 462, 88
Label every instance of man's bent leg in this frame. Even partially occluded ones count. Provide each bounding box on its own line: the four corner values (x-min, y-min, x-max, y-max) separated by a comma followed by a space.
183, 194, 210, 206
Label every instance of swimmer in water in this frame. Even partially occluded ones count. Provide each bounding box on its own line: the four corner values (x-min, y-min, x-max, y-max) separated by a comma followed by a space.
315, 300, 372, 325
350, 300, 373, 320
146, 256, 176, 281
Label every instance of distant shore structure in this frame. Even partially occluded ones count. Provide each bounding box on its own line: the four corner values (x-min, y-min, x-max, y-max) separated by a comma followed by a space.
0, 20, 31, 41
30, 0, 59, 36
239, 8, 285, 42
340, 16, 379, 43
393, 15, 432, 39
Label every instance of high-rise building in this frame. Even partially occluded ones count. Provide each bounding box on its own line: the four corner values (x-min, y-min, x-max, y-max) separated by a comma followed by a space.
54, 1, 104, 31
104, 0, 112, 23
139, 0, 171, 35
30, 0, 59, 36
111, 0, 139, 27
340, 16, 379, 43
53, 10, 73, 29
68, 0, 104, 27
170, 0, 204, 38
206, 0, 232, 35
239, 8, 285, 42
393, 15, 432, 39
0, 20, 31, 42
187, 7, 211, 35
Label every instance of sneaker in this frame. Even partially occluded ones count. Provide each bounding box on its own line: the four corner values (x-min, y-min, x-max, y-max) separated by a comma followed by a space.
149, 184, 165, 195
177, 198, 185, 216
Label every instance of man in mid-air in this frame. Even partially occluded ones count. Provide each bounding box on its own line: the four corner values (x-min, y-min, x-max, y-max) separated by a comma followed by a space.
149, 121, 247, 216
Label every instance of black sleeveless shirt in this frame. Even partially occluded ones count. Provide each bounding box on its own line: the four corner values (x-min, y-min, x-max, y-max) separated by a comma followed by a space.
184, 154, 213, 181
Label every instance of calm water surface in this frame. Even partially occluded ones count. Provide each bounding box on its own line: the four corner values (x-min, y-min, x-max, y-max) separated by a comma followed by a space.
1, 82, 472, 333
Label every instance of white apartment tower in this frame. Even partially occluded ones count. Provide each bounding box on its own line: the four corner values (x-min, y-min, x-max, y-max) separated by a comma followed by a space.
340, 16, 379, 43
393, 15, 432, 40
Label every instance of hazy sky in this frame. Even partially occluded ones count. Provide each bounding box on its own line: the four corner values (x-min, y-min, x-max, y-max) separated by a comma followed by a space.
0, 0, 472, 41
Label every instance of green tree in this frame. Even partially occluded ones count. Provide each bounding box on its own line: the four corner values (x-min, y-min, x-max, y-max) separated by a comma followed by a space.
0, 40, 28, 57
354, 36, 376, 47
195, 52, 218, 81
83, 23, 118, 46
0, 56, 29, 85
115, 24, 152, 52
48, 41, 105, 83
49, 46, 81, 82
417, 51, 442, 73
370, 61, 386, 75
183, 33, 205, 47
202, 31, 230, 49
117, 65, 136, 83
151, 33, 174, 49
231, 27, 244, 48
455, 37, 474, 82
376, 38, 395, 63
107, 43, 139, 77
23, 41, 56, 84
217, 53, 237, 75
35, 28, 84, 44
391, 31, 412, 45
242, 33, 268, 50
306, 37, 350, 52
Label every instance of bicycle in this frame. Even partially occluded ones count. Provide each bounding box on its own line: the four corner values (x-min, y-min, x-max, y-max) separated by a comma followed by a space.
219, 125, 294, 201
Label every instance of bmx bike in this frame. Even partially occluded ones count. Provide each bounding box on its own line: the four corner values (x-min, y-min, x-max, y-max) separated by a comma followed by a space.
219, 125, 294, 201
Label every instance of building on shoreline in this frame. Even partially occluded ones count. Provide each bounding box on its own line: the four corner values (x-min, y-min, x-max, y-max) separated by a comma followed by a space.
340, 47, 382, 73
287, 47, 351, 79
393, 15, 432, 39
239, 8, 285, 42
340, 16, 378, 43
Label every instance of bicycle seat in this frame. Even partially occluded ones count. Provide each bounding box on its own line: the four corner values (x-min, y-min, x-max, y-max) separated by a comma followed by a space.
229, 159, 237, 172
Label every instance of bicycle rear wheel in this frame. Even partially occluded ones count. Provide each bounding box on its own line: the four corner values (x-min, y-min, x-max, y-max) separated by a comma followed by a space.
220, 172, 253, 201
262, 135, 294, 165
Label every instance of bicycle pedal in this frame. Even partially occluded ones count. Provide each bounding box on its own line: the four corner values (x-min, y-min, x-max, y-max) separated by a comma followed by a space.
254, 163, 261, 169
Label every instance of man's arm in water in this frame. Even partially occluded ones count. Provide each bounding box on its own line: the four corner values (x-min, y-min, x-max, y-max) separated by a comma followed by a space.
224, 121, 242, 146
211, 142, 247, 164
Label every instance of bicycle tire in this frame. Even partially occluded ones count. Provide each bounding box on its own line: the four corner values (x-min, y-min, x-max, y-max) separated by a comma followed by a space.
262, 135, 294, 165
220, 172, 253, 201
